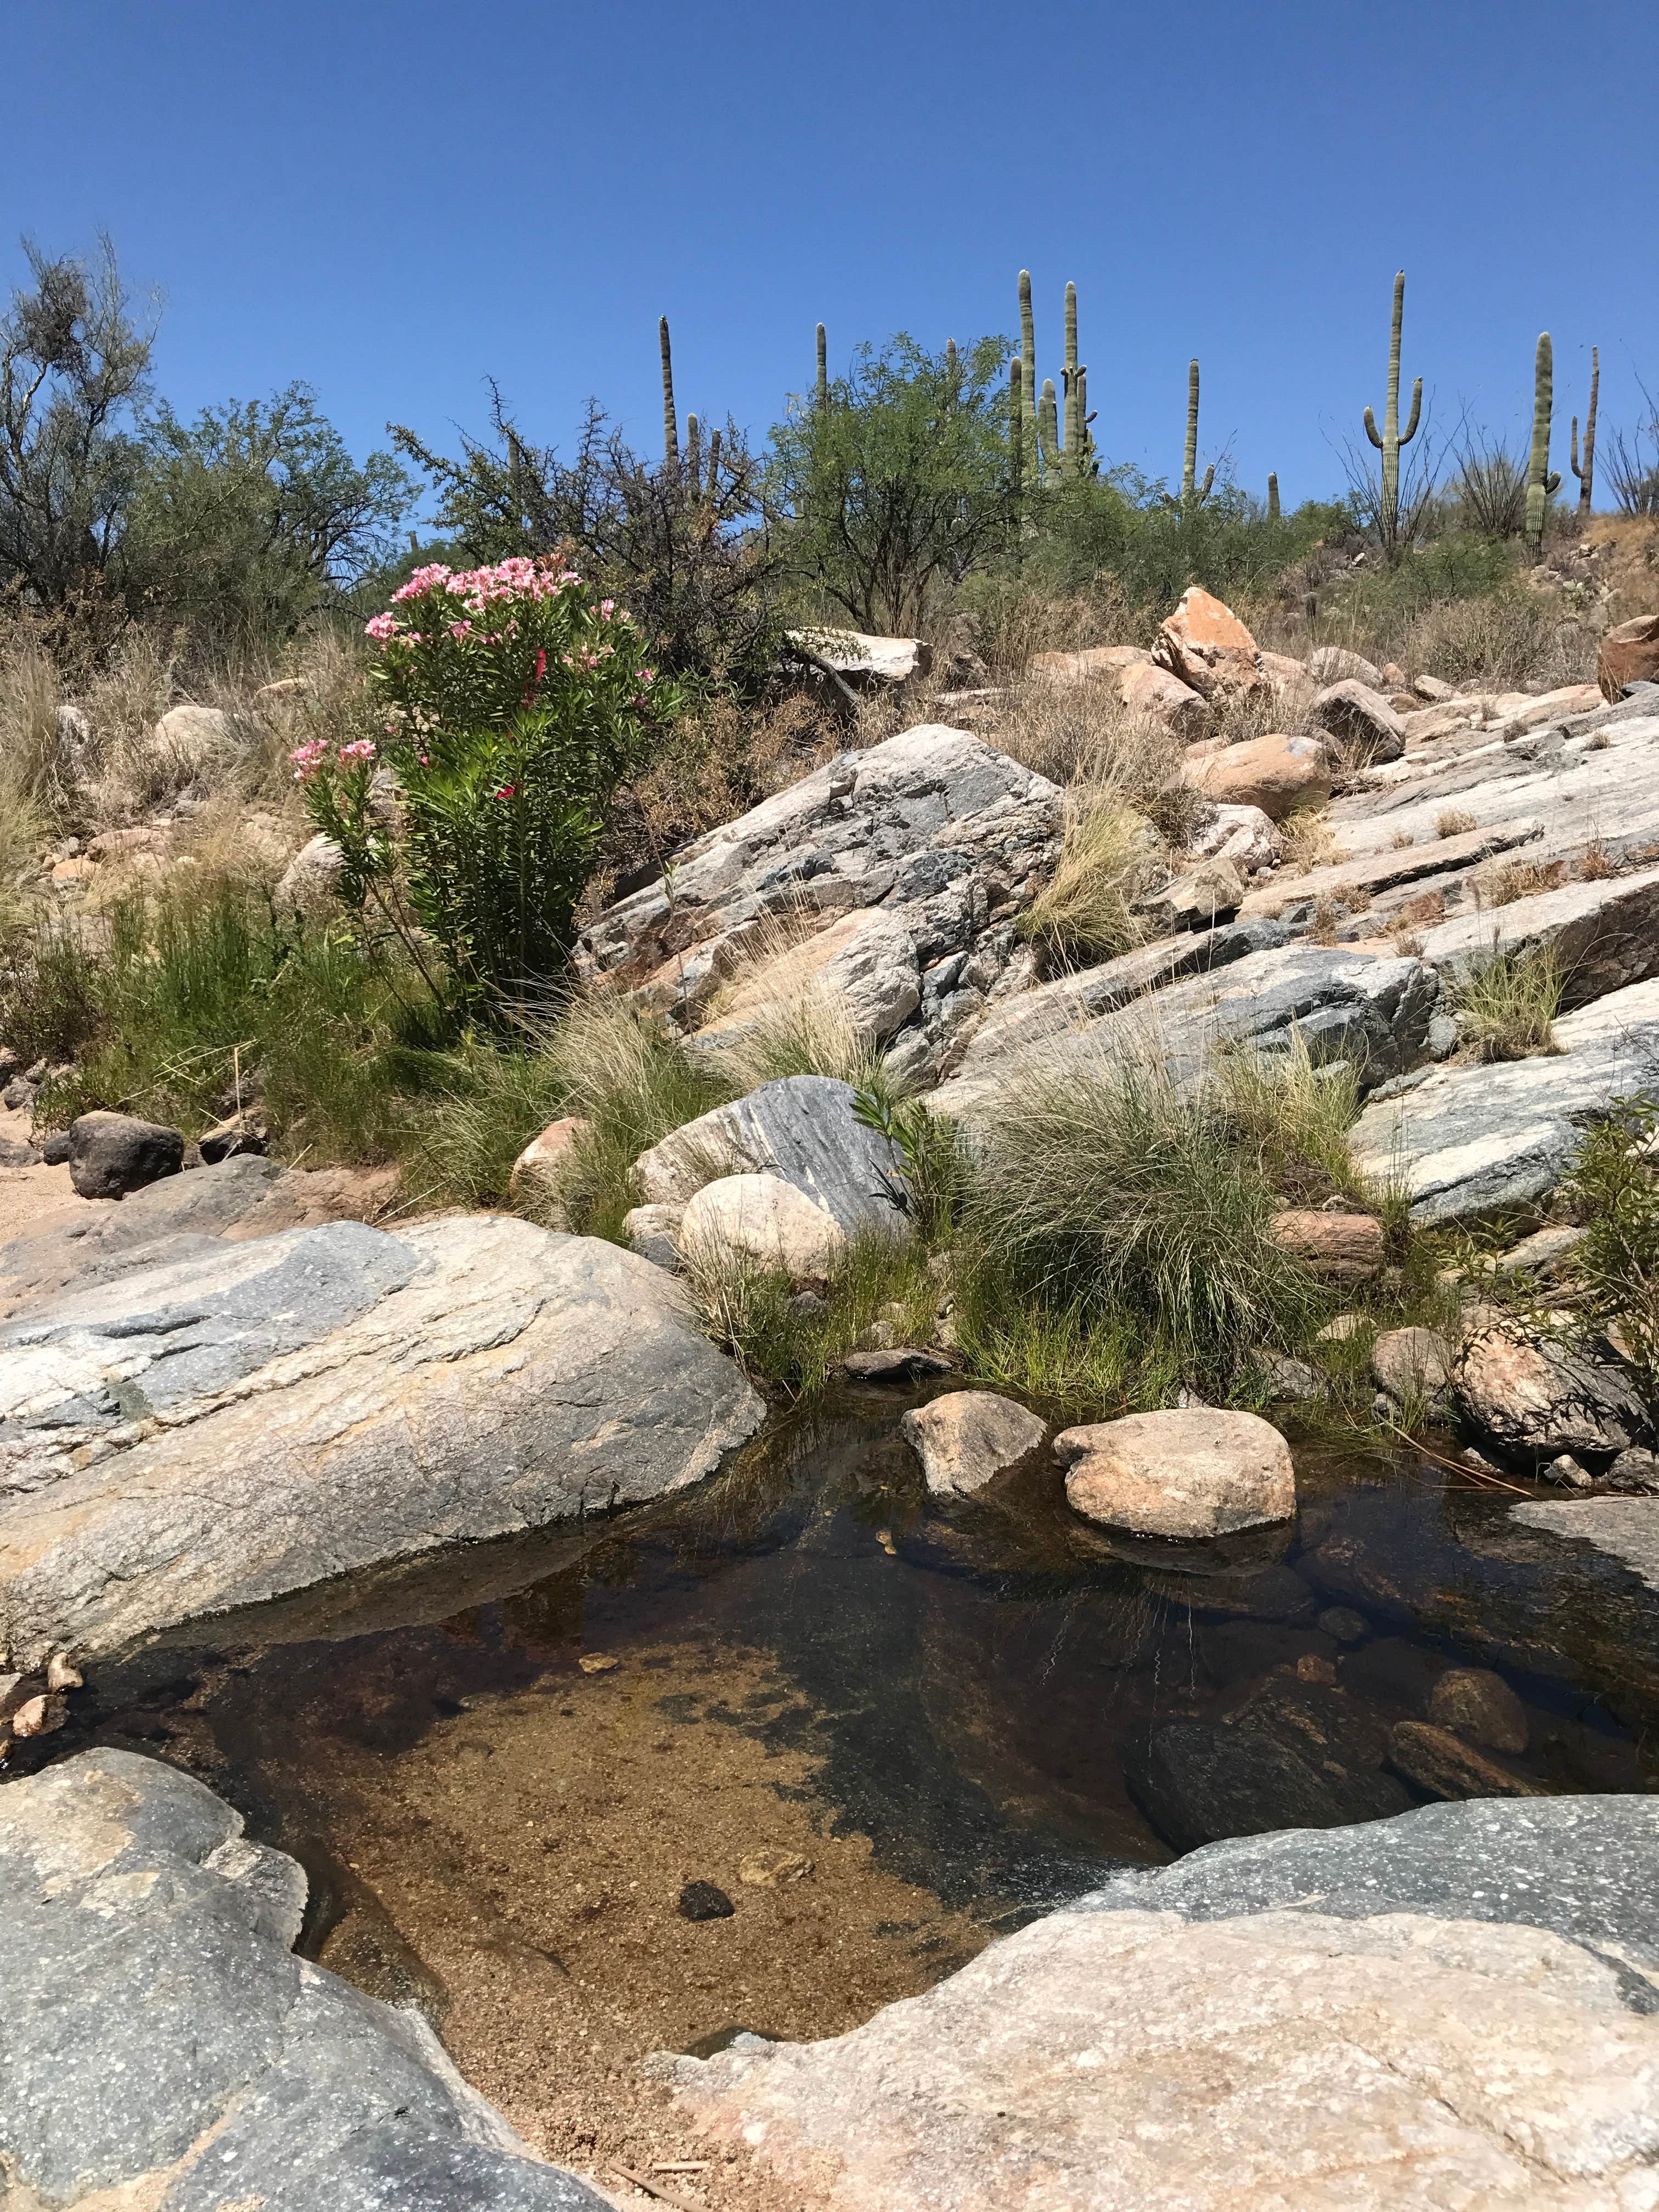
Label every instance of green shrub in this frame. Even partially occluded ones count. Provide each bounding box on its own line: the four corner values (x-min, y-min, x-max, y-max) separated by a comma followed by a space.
1566, 1096, 1659, 1400
684, 1227, 936, 1397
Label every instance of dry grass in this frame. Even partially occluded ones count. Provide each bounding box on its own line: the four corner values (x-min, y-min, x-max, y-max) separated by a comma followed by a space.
693, 906, 877, 1090
1475, 856, 1567, 909
1016, 799, 1154, 971
1451, 941, 1565, 1062
1279, 808, 1339, 873
994, 673, 1199, 842
1436, 808, 1477, 838
1579, 840, 1617, 882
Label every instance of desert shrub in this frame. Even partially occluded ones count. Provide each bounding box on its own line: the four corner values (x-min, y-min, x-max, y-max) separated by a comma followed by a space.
948, 572, 1138, 677
1567, 1097, 1659, 1399
300, 555, 674, 1005
1449, 941, 1564, 1061
1452, 435, 1528, 539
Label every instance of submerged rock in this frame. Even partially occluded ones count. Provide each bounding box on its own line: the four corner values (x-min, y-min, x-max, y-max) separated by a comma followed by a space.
0, 1748, 606, 2209
1427, 1665, 1528, 1753
1056, 1409, 1296, 1540
1388, 1718, 1547, 1800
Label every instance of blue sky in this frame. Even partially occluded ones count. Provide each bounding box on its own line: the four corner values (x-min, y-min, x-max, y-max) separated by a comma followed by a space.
4, 0, 1655, 514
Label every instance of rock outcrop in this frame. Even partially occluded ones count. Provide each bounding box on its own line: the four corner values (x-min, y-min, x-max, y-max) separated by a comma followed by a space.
0, 1747, 606, 2209
0, 1215, 764, 1666
662, 1796, 1659, 2211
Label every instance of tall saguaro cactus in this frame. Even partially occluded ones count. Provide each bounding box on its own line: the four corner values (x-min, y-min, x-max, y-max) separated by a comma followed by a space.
1267, 472, 1280, 520
1039, 377, 1060, 477
1162, 359, 1214, 516
1526, 331, 1562, 554
815, 323, 828, 413
1008, 358, 1024, 564
1571, 345, 1599, 519
1363, 270, 1422, 557
659, 316, 679, 474
1062, 281, 1080, 478
1018, 270, 1038, 476
1019, 270, 1094, 482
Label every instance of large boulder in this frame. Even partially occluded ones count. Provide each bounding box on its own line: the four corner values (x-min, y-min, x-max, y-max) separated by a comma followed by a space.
661, 1796, 1659, 2212
1029, 643, 1149, 689
1311, 678, 1407, 762
679, 1171, 847, 1286
633, 1074, 904, 1236
1055, 1408, 1296, 1539
1308, 644, 1385, 689
1182, 732, 1331, 819
900, 1390, 1046, 1497
1599, 612, 1659, 700
576, 725, 1062, 1085
1453, 1308, 1644, 1464
0, 1748, 606, 2209
1151, 586, 1263, 699
1120, 657, 1212, 739
61, 1109, 185, 1200
785, 626, 930, 684
0, 1216, 764, 1666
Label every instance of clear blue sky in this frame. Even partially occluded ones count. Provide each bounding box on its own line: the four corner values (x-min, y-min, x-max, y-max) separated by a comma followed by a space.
4, 0, 1655, 514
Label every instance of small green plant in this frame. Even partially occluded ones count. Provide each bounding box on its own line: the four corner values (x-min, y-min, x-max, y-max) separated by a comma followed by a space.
684, 1227, 937, 1396
1568, 1096, 1659, 1400
1450, 940, 1565, 1062
851, 1077, 964, 1242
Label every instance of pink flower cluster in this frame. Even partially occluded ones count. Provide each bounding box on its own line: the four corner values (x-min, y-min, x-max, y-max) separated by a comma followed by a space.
289, 738, 376, 782
388, 555, 583, 615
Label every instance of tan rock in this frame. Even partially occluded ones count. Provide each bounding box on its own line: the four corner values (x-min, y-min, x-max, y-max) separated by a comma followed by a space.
50, 856, 94, 885
1428, 1666, 1528, 1754
1137, 857, 1246, 933
1308, 645, 1384, 689
1269, 1210, 1386, 1284
1371, 1325, 1453, 1402
1029, 644, 1149, 688
1121, 658, 1212, 740
1258, 649, 1312, 706
1414, 673, 1457, 702
679, 1171, 847, 1287
507, 1115, 588, 1224
1598, 611, 1659, 701
10, 1692, 64, 1738
739, 1848, 814, 1886
1454, 1310, 1643, 1459
1182, 732, 1331, 820
1055, 1408, 1295, 1539
1152, 586, 1263, 699
900, 1390, 1046, 1497
1388, 1719, 1546, 1799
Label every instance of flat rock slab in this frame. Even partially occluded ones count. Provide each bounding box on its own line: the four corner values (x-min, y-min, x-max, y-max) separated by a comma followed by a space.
934, 943, 1437, 1119
0, 1747, 605, 2209
0, 1216, 764, 1666
1349, 973, 1659, 1222
662, 1795, 1659, 2211
1512, 1496, 1659, 1592
633, 1073, 905, 1235
1415, 860, 1659, 1008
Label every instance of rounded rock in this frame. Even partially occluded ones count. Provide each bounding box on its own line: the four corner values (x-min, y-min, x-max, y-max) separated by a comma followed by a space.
65, 1111, 185, 1200
1427, 1667, 1528, 1755
680, 1172, 847, 1288
678, 1880, 735, 1922
901, 1391, 1047, 1498
1055, 1409, 1296, 1541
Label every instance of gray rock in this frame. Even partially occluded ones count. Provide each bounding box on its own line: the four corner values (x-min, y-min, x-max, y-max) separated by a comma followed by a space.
1311, 678, 1407, 761
1350, 974, 1659, 1222
662, 1797, 1659, 2211
2, 1075, 38, 1111
784, 626, 930, 683
1370, 1325, 1453, 1406
1308, 645, 1385, 689
633, 1074, 906, 1235
842, 1345, 953, 1381
1607, 1447, 1659, 1494
1317, 1604, 1369, 1641
0, 1216, 764, 1665
1543, 1451, 1594, 1486
198, 1107, 269, 1163
1496, 1223, 1585, 1277
577, 724, 1063, 1080
1511, 1496, 1659, 1589
0, 1747, 606, 2209
679, 1171, 848, 1285
1418, 861, 1659, 1010
622, 1200, 684, 1269
900, 1390, 1046, 1496
63, 1109, 185, 1199
276, 831, 345, 909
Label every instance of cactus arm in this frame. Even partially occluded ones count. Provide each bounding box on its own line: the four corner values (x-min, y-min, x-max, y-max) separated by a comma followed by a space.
1267, 472, 1280, 520
1039, 377, 1059, 481
1546, 471, 1562, 496
1181, 358, 1201, 507
706, 427, 721, 500
816, 323, 828, 413
1198, 463, 1215, 505
1018, 270, 1038, 479
1399, 377, 1423, 445
1578, 346, 1599, 514
1364, 407, 1384, 449
1526, 331, 1555, 550
659, 317, 678, 471
685, 411, 701, 498
1571, 417, 1582, 480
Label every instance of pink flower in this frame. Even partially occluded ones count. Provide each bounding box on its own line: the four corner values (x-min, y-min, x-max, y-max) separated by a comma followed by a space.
289, 740, 329, 782
338, 739, 377, 764
391, 563, 454, 602
364, 612, 398, 641
600, 598, 615, 618
449, 620, 472, 641
494, 783, 517, 799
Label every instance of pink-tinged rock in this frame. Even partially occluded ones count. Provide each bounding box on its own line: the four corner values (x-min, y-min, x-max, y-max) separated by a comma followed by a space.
508, 1116, 589, 1224
1029, 644, 1150, 689
1269, 1209, 1386, 1283
1120, 658, 1212, 740
1055, 1408, 1295, 1539
1152, 586, 1263, 699
1182, 732, 1331, 820
1311, 679, 1407, 763
901, 1390, 1046, 1496
1599, 612, 1659, 701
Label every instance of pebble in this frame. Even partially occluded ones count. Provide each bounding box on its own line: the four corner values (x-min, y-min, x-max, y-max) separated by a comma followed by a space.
738, 1849, 814, 1887
678, 1881, 736, 1922
1317, 1607, 1369, 1644
578, 1654, 619, 1674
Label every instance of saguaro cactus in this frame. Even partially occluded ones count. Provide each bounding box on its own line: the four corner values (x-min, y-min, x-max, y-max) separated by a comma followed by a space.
1062, 281, 1080, 478
1039, 377, 1060, 476
1009, 358, 1024, 562
1571, 345, 1599, 519
1018, 270, 1038, 476
1267, 472, 1280, 520
816, 323, 828, 413
659, 316, 679, 473
1363, 270, 1422, 556
1526, 331, 1562, 553
1163, 359, 1214, 516
685, 411, 702, 498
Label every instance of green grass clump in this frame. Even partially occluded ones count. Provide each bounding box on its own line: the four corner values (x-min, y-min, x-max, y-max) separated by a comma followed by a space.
1566, 1095, 1659, 1401
1015, 802, 1150, 969
1450, 942, 1564, 1062
684, 1227, 938, 1397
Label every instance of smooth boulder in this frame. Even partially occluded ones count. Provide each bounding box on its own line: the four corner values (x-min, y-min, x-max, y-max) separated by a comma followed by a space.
678, 1171, 846, 1286
63, 1110, 185, 1199
507, 1114, 588, 1223
1056, 1409, 1296, 1539
1182, 732, 1332, 819
633, 1074, 905, 1236
1311, 678, 1407, 762
1453, 1308, 1644, 1463
0, 1747, 606, 2210
0, 1216, 765, 1666
900, 1390, 1046, 1496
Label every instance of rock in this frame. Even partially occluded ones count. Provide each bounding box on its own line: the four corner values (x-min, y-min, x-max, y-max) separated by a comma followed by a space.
1428, 1666, 1528, 1753
1259, 650, 1313, 706
1607, 1447, 1659, 1494
1151, 586, 1263, 699
577, 1652, 618, 1673
1318, 1604, 1369, 1641
842, 1345, 953, 1381
1349, 974, 1659, 1223
1388, 1719, 1547, 1799
661, 1795, 1659, 2211
785, 627, 930, 684
1268, 1209, 1385, 1283
50, 854, 93, 885
678, 1880, 736, 1921
578, 725, 1062, 1080
1056, 1409, 1296, 1540
197, 1107, 269, 1164
2, 1075, 37, 1110
1182, 731, 1332, 819
63, 1110, 185, 1200
1543, 1451, 1593, 1487
1414, 673, 1457, 702
1308, 645, 1385, 689
1135, 855, 1246, 933
1370, 1325, 1453, 1404
275, 831, 344, 909
507, 1115, 588, 1222
0, 1217, 765, 1666
1029, 644, 1148, 687
900, 1390, 1046, 1496
1120, 657, 1212, 739
254, 675, 312, 703
679, 1171, 846, 1287
1496, 1223, 1585, 1278
634, 1074, 904, 1237
11, 1690, 64, 1736
738, 1849, 813, 1886
1184, 801, 1282, 874
44, 1649, 82, 1690
153, 700, 235, 770
1257, 1350, 1322, 1400
1238, 815, 1544, 924
1311, 678, 1407, 763
1453, 1309, 1644, 1463
1417, 861, 1659, 1012
623, 1201, 684, 1270
0, 1750, 605, 2208
1599, 611, 1659, 700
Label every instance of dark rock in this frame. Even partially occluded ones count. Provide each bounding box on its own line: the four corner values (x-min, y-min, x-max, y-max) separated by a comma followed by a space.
199, 1107, 270, 1164
64, 1110, 185, 1199
1607, 1447, 1659, 1494
679, 1881, 736, 1922
843, 1346, 954, 1381
2, 1076, 37, 1111
1388, 1719, 1549, 1800
1317, 1606, 1369, 1643
1427, 1666, 1528, 1753
38, 1130, 71, 1165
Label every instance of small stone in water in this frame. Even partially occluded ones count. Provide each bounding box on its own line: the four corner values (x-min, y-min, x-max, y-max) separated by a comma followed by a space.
11, 1694, 62, 1739
1295, 1654, 1338, 1685
739, 1848, 814, 1886
679, 1880, 735, 1921
578, 1654, 619, 1674
45, 1653, 82, 1692
1318, 1607, 1369, 1644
